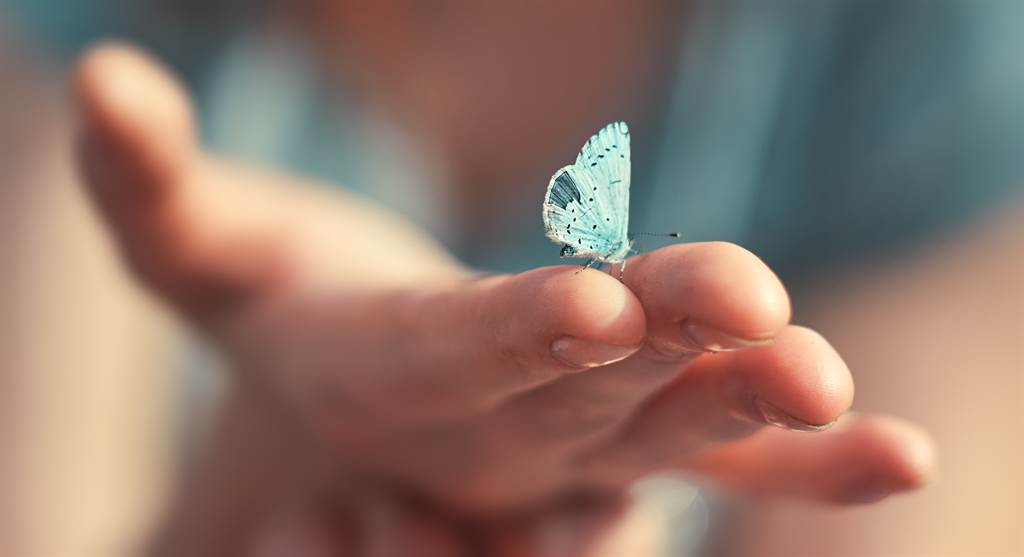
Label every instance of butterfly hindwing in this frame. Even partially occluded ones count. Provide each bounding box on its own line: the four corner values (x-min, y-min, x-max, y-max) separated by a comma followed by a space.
543, 165, 620, 257
543, 122, 632, 261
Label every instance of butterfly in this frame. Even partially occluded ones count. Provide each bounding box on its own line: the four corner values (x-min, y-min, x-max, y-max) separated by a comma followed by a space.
544, 121, 663, 277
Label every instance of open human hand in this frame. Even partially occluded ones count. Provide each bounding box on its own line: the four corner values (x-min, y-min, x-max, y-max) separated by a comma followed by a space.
74, 44, 934, 555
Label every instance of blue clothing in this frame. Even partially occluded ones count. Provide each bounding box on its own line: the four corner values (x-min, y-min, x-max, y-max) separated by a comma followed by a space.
651, 0, 1024, 279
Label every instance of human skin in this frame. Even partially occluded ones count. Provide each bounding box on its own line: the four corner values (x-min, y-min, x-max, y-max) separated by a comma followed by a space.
732, 208, 1024, 556
72, 45, 934, 555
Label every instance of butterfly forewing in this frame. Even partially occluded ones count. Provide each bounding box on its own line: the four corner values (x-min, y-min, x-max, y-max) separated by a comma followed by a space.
543, 122, 632, 261
575, 121, 631, 237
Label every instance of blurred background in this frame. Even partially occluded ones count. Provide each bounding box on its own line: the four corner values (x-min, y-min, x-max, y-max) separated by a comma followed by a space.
1, 0, 1022, 555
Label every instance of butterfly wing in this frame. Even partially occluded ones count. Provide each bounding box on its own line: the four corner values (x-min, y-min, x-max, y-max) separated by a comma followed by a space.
543, 122, 631, 260
543, 165, 621, 258
575, 121, 631, 241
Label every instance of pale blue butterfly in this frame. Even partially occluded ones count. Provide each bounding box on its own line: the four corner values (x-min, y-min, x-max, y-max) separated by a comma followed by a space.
543, 121, 676, 276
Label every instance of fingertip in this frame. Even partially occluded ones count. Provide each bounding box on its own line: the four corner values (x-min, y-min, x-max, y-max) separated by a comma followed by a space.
491, 266, 646, 373
74, 41, 196, 189
856, 415, 937, 490
692, 242, 791, 337
559, 268, 647, 348
738, 326, 855, 429
902, 430, 938, 489
811, 415, 936, 505
519, 266, 647, 351
629, 242, 791, 343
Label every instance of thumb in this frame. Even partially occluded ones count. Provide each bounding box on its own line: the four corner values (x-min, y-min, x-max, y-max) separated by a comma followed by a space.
73, 42, 289, 318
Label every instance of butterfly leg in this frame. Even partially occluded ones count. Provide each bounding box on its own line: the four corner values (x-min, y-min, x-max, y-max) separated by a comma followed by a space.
617, 257, 628, 282
575, 258, 600, 274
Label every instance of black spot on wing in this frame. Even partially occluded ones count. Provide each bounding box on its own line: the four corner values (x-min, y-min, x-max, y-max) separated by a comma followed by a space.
549, 170, 582, 209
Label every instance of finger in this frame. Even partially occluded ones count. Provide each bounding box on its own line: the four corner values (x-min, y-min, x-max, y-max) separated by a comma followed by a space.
73, 42, 287, 317
243, 266, 647, 431
74, 43, 195, 202
493, 242, 791, 446
578, 326, 854, 484
687, 414, 936, 504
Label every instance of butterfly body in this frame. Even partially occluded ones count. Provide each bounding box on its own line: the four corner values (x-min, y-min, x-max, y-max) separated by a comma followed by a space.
543, 121, 633, 265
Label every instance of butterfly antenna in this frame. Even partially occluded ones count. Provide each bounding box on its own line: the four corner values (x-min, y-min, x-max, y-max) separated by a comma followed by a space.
628, 232, 682, 239
629, 232, 681, 256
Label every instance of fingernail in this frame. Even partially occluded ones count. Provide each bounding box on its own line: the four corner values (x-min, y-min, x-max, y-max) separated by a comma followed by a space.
680, 321, 774, 352
846, 481, 893, 504
551, 337, 637, 369
754, 397, 835, 432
